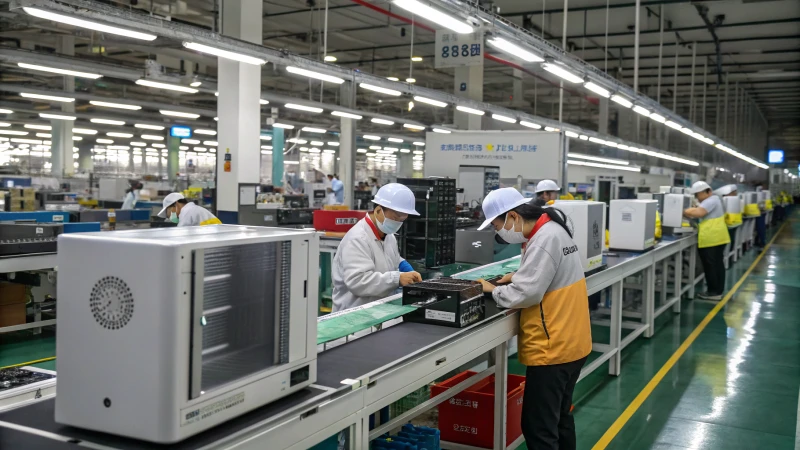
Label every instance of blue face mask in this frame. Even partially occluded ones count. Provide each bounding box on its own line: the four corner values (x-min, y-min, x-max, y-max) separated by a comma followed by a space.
376, 208, 403, 234
169, 211, 179, 224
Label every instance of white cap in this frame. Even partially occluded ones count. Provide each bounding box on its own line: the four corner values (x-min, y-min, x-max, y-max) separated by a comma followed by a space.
535, 179, 560, 194
478, 187, 531, 230
713, 185, 732, 196
372, 183, 419, 215
689, 181, 712, 194
157, 193, 185, 218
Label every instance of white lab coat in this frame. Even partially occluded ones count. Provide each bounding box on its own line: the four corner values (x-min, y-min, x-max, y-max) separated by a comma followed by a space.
325, 192, 340, 205
177, 202, 221, 227
332, 216, 402, 312
121, 190, 139, 209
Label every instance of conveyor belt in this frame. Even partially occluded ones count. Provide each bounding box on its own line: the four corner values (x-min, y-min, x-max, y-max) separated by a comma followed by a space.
0, 387, 327, 449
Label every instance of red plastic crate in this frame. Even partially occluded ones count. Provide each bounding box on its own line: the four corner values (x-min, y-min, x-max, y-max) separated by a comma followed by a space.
313, 210, 367, 232
432, 371, 525, 448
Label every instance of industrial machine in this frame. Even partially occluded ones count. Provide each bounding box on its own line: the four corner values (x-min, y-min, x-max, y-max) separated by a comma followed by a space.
608, 199, 657, 251
402, 278, 485, 328
307, 183, 327, 209
0, 222, 63, 256
552, 200, 606, 273
661, 193, 690, 228
458, 165, 500, 206
55, 226, 319, 443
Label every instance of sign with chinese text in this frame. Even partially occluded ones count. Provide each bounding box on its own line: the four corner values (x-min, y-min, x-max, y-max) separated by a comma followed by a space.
435, 30, 484, 69
424, 131, 562, 184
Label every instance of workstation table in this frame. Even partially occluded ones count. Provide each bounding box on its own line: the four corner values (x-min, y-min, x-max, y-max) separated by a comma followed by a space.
0, 233, 703, 450
0, 253, 58, 334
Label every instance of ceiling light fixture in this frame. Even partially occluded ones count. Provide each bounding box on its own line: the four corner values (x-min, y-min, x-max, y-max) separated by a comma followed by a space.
665, 120, 683, 130
324, 55, 337, 62
141, 135, 165, 140
392, 0, 473, 34
0, 109, 13, 114
20, 92, 74, 102
371, 118, 395, 125
183, 42, 266, 65
24, 124, 51, 130
411, 56, 423, 62
160, 110, 200, 119
565, 130, 579, 138
285, 103, 324, 113
404, 124, 426, 130
387, 77, 400, 81
72, 128, 97, 134
302, 127, 327, 133
107, 132, 133, 138
96, 139, 113, 144
491, 113, 516, 123
456, 105, 485, 116
413, 142, 425, 146
649, 113, 666, 123
191, 129, 215, 136
90, 100, 141, 110
388, 137, 404, 143
632, 105, 651, 117
134, 123, 164, 130
22, 7, 157, 40
273, 123, 294, 129
363, 135, 381, 140
413, 96, 447, 107
584, 81, 611, 98
568, 153, 629, 165
519, 120, 542, 129
17, 62, 101, 79
286, 66, 345, 84
135, 79, 198, 93
0, 130, 28, 136
331, 111, 363, 119
610, 94, 633, 108
432, 128, 451, 134
542, 62, 583, 83
487, 37, 543, 62
568, 159, 641, 173
130, 142, 146, 147
39, 113, 76, 120
405, 77, 417, 83
359, 83, 402, 96
182, 139, 200, 145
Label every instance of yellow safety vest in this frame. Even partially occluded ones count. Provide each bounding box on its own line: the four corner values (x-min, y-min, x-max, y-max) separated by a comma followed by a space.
698, 215, 730, 248
743, 203, 760, 217
200, 217, 222, 226
725, 212, 742, 226
655, 210, 662, 239
765, 199, 773, 210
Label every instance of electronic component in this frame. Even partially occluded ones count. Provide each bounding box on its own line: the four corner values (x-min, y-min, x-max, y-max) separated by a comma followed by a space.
662, 194, 691, 228
609, 199, 657, 252
402, 278, 485, 328
0, 223, 62, 256
553, 200, 606, 273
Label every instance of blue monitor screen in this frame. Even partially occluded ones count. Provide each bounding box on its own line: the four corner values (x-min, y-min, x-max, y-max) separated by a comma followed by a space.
767, 150, 784, 164
170, 126, 192, 138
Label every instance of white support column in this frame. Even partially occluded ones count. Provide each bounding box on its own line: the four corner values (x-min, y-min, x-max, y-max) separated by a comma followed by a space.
216, 0, 262, 223
339, 82, 356, 209
512, 69, 524, 107
598, 97, 609, 134
453, 66, 483, 130
52, 36, 75, 177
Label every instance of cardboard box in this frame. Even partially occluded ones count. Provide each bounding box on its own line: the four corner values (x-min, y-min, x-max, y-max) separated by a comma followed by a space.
0, 282, 26, 305
0, 303, 26, 327
9, 188, 36, 199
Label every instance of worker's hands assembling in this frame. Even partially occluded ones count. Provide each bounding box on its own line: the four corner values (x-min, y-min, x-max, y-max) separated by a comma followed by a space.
497, 272, 515, 284
477, 279, 496, 293
399, 271, 423, 286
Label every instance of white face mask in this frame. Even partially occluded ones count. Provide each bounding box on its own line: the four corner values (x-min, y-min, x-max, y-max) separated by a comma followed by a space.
496, 214, 528, 244
375, 208, 403, 234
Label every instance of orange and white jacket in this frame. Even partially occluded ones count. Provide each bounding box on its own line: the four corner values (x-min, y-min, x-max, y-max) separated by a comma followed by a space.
492, 220, 592, 366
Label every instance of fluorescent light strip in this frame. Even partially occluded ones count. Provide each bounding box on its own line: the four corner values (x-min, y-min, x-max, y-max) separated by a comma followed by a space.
17, 62, 101, 79
520, 121, 542, 129
492, 114, 516, 123
664, 120, 683, 130
0, 122, 9, 127
72, 128, 97, 135
130, 142, 146, 147
432, 128, 451, 134
286, 66, 344, 84
649, 113, 666, 123
39, 113, 75, 120
542, 63, 583, 83
0, 109, 12, 114
404, 124, 426, 130
610, 95, 633, 108
487, 37, 543, 62
371, 118, 395, 125
332, 111, 363, 119
387, 137, 404, 143
359, 83, 402, 96
203, 141, 218, 146
679, 127, 695, 136
328, 142, 340, 146
363, 135, 381, 140
106, 132, 133, 138
568, 159, 641, 173
20, 92, 74, 102
568, 153, 629, 165
413, 142, 425, 146
23, 7, 157, 40
141, 135, 165, 140
134, 123, 164, 130
0, 130, 28, 136
183, 42, 265, 65
579, 135, 589, 140
96, 139, 113, 144
392, 0, 473, 34
194, 129, 216, 136
565, 130, 579, 138
584, 82, 611, 98
160, 110, 200, 119
632, 105, 650, 117
285, 103, 323, 113
135, 79, 198, 93
302, 127, 327, 133
273, 123, 294, 129
24, 124, 51, 130
182, 139, 200, 145
413, 96, 448, 107
88, 101, 142, 112
456, 105, 485, 116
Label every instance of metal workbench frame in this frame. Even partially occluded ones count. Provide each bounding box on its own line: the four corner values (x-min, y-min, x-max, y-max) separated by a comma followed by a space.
0, 234, 704, 450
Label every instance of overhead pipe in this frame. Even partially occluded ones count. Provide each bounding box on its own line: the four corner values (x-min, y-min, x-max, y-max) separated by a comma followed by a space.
348, 0, 597, 104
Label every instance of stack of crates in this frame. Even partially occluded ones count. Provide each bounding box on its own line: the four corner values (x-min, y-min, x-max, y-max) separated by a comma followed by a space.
398, 178, 456, 268
2, 188, 37, 211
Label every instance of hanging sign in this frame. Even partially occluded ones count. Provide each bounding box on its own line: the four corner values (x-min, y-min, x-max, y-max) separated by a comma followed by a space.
434, 30, 484, 69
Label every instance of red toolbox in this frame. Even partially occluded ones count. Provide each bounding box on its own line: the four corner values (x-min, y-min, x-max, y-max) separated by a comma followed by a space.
431, 371, 525, 448
313, 210, 367, 232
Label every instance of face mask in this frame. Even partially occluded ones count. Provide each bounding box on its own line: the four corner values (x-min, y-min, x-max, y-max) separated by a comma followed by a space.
376, 208, 403, 234
169, 211, 179, 224
496, 214, 528, 244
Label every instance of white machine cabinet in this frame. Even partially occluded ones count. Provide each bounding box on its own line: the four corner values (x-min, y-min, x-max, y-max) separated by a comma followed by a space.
55, 226, 319, 443
553, 200, 605, 272
609, 199, 657, 251
662, 193, 691, 228
723, 196, 742, 215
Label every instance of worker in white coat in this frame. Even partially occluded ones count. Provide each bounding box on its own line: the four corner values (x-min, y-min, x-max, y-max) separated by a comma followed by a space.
535, 179, 562, 205
331, 183, 422, 312
121, 182, 142, 209
475, 188, 591, 450
157, 193, 222, 227
684, 181, 730, 300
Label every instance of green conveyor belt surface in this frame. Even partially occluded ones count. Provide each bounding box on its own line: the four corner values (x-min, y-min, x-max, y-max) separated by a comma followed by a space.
316, 258, 521, 345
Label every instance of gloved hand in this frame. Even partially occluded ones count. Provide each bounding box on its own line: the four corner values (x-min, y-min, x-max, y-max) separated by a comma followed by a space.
399, 259, 414, 272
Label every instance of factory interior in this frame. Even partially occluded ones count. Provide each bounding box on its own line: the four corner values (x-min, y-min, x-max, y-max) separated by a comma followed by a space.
0, 0, 799, 448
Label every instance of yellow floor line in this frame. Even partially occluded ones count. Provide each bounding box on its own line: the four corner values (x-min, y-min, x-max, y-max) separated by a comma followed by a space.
0, 356, 56, 370
592, 220, 789, 449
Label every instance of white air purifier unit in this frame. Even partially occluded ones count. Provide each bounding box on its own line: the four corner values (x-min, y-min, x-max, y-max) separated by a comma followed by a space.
553, 200, 606, 273
609, 199, 657, 251
662, 194, 690, 228
55, 226, 319, 443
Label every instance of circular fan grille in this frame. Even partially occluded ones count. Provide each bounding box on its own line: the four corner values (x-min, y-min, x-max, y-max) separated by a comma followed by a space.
89, 276, 134, 330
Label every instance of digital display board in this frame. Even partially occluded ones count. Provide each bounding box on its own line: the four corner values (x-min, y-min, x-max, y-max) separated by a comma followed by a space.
170, 126, 192, 138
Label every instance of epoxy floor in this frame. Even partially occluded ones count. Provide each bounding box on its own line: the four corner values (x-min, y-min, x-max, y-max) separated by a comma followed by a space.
2, 214, 798, 449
